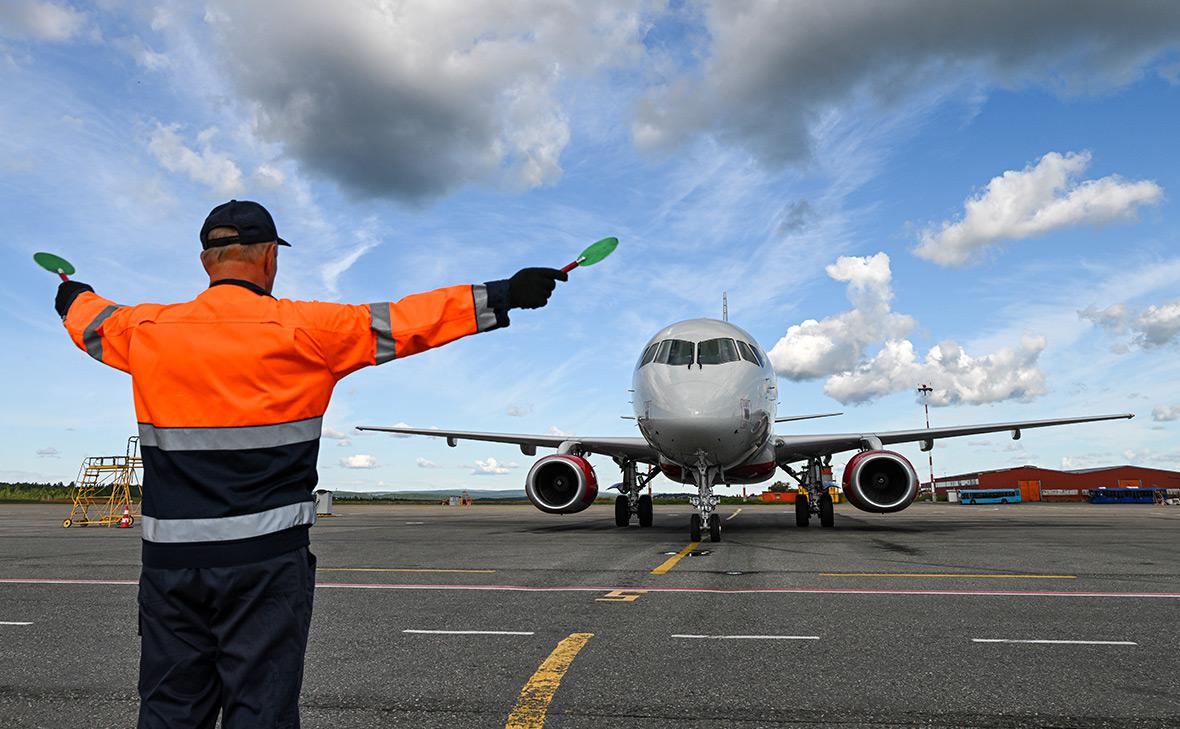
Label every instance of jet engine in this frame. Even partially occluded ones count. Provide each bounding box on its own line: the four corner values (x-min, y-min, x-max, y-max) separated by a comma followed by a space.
525, 455, 599, 514
842, 450, 918, 513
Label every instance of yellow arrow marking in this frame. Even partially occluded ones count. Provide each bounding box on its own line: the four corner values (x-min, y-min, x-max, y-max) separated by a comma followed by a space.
595, 589, 647, 603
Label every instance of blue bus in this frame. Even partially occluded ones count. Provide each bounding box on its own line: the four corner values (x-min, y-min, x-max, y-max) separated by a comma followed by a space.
959, 488, 1021, 505
1088, 488, 1166, 504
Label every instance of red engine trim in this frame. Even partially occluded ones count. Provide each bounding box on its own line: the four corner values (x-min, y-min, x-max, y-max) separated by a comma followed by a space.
842, 450, 918, 513
525, 454, 599, 514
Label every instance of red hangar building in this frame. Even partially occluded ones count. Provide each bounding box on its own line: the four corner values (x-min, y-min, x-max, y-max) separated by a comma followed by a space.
931, 465, 1180, 502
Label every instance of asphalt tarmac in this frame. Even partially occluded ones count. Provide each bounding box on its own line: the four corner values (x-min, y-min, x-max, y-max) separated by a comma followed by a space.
0, 502, 1177, 728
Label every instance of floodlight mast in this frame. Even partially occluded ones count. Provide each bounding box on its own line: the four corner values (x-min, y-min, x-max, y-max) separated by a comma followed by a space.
918, 384, 935, 498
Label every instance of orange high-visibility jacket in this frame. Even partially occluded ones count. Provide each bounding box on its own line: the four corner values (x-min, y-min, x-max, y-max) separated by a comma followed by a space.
61, 278, 507, 567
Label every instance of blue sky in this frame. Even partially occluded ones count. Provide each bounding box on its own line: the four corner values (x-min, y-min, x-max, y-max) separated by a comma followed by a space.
2, 1, 1179, 493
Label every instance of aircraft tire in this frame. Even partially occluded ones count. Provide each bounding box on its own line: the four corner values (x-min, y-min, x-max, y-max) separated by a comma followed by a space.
637, 495, 653, 527
795, 495, 810, 527
690, 514, 702, 542
819, 493, 834, 528
708, 513, 721, 542
614, 495, 630, 527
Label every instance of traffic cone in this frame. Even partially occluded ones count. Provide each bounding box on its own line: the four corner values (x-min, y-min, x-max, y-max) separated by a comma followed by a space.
118, 507, 131, 528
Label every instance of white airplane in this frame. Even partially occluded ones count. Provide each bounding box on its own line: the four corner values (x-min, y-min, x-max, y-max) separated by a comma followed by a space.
359, 318, 1133, 542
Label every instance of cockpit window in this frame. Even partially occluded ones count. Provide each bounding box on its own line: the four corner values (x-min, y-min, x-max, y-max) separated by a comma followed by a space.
639, 342, 659, 367
654, 339, 695, 366
736, 340, 762, 367
697, 338, 740, 365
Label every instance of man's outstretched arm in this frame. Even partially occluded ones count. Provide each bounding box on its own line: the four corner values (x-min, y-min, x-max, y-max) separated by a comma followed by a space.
57, 281, 143, 373
304, 268, 567, 379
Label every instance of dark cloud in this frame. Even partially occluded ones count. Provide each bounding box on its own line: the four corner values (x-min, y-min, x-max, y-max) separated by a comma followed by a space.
777, 199, 814, 235
206, 0, 652, 202
635, 1, 1180, 166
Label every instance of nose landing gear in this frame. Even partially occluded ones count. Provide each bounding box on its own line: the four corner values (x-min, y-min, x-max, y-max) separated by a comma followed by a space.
688, 454, 723, 542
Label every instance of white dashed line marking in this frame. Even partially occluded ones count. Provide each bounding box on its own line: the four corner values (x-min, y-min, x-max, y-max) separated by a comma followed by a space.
972, 638, 1137, 646
726, 509, 742, 521
672, 634, 819, 640
403, 629, 534, 636
0, 621, 32, 626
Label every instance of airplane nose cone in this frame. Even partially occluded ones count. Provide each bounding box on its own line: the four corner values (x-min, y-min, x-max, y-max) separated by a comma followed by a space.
636, 371, 764, 465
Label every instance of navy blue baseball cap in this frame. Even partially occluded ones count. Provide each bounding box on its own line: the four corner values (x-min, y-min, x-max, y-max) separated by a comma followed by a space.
200, 200, 291, 249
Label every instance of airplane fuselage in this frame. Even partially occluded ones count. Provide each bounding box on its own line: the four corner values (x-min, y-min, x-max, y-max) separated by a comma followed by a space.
632, 319, 779, 484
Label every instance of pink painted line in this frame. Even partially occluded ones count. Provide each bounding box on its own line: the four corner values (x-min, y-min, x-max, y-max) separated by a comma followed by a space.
1, 577, 1177, 599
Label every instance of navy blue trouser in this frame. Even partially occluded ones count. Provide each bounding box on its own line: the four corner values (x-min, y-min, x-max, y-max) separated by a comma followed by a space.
137, 547, 316, 729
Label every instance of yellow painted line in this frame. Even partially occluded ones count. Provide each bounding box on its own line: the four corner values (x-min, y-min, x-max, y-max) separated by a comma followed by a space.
726, 508, 742, 521
320, 568, 496, 574
596, 589, 647, 603
505, 632, 594, 729
820, 572, 1076, 579
651, 542, 700, 575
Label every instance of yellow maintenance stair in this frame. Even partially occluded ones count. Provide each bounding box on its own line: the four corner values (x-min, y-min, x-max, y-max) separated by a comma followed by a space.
62, 436, 143, 528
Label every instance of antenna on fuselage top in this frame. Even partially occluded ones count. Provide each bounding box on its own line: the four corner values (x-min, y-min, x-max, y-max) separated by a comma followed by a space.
722, 291, 728, 322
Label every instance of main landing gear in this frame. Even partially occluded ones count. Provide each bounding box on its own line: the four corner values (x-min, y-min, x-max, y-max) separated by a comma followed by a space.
613, 460, 656, 528
786, 456, 836, 529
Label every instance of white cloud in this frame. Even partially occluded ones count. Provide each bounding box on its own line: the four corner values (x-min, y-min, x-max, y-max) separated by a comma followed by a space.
253, 163, 285, 189
376, 422, 414, 439
1123, 448, 1151, 463
471, 457, 518, 476
35, 446, 59, 458
336, 439, 352, 448
0, 1, 86, 41
914, 152, 1163, 266
340, 454, 379, 469
415, 457, 440, 469
147, 123, 244, 196
771, 253, 1047, 405
320, 240, 378, 295
635, 3, 1180, 167
506, 404, 532, 417
1080, 298, 1180, 349
824, 336, 1047, 406
322, 426, 350, 440
1152, 404, 1180, 422
768, 253, 913, 379
546, 425, 573, 438
112, 36, 171, 71
205, 0, 653, 201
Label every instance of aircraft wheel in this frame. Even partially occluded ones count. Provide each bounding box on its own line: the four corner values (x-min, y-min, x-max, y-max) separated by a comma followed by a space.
614, 495, 630, 527
819, 493, 834, 528
708, 513, 722, 542
690, 514, 702, 542
62, 518, 72, 529
637, 495, 653, 528
795, 495, 810, 527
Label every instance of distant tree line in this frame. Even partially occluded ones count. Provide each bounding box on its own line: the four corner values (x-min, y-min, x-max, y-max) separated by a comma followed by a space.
0, 481, 80, 502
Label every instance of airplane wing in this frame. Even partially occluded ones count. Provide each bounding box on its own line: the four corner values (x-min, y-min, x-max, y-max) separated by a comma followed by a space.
356, 425, 658, 463
774, 413, 1134, 464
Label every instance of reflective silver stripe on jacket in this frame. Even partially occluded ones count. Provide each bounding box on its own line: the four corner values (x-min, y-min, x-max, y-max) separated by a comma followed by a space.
472, 284, 498, 333
82, 305, 122, 362
141, 501, 316, 543
368, 302, 396, 365
138, 416, 323, 451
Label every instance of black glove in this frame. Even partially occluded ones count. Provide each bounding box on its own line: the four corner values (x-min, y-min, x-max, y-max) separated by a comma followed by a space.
55, 281, 94, 318
507, 268, 567, 310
